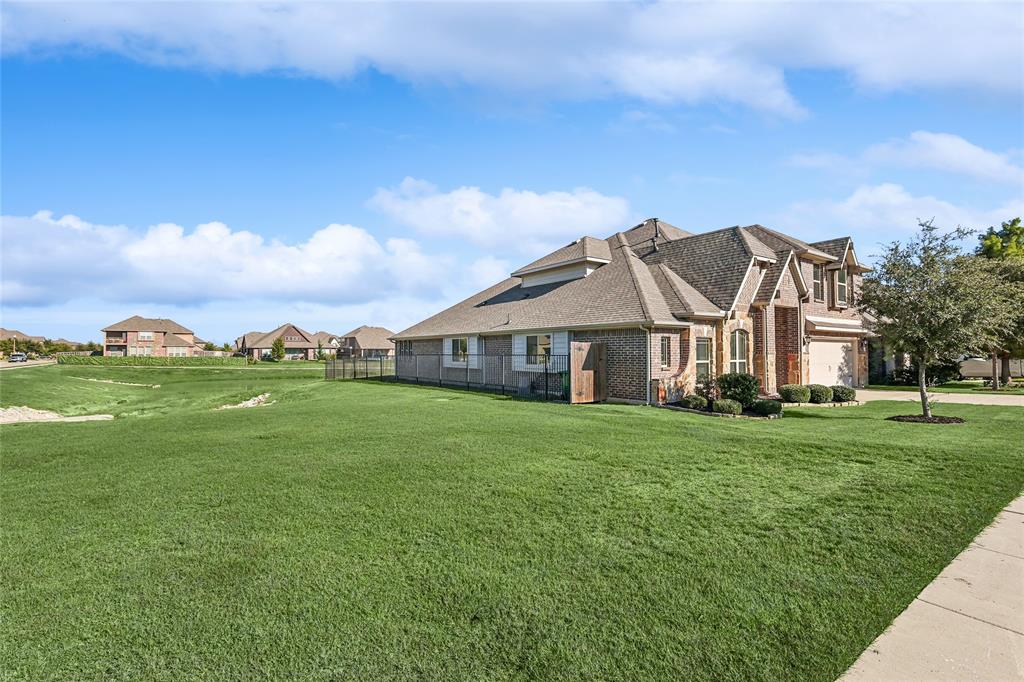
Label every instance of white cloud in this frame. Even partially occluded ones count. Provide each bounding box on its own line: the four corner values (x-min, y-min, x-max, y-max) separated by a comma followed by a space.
788, 131, 1024, 184
864, 131, 1024, 184
782, 183, 1024, 242
0, 210, 448, 307
368, 177, 631, 253
2, 2, 1020, 117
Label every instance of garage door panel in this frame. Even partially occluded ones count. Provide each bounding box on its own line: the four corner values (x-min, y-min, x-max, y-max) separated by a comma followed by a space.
808, 340, 854, 386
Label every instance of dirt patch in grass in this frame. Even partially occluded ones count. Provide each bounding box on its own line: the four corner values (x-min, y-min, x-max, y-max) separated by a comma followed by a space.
70, 377, 161, 388
0, 406, 114, 424
887, 415, 966, 424
217, 393, 275, 410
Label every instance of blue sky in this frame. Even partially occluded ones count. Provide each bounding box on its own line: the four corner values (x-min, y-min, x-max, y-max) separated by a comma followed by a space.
2, 2, 1022, 345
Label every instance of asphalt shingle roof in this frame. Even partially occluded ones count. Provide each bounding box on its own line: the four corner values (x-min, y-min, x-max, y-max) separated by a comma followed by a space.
511, 237, 612, 276
341, 326, 396, 350
102, 316, 193, 334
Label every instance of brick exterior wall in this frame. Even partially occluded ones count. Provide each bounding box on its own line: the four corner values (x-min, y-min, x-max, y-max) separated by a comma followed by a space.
571, 327, 648, 402
481, 335, 512, 356
650, 327, 689, 403
775, 306, 800, 389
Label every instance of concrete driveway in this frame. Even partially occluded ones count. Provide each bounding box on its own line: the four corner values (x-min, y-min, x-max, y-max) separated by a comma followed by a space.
858, 389, 1024, 407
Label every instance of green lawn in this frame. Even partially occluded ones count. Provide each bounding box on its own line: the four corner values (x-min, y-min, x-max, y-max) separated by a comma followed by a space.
2, 366, 1022, 680
868, 380, 1024, 395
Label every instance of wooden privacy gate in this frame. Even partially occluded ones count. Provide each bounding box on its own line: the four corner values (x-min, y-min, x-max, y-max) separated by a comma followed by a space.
570, 341, 607, 404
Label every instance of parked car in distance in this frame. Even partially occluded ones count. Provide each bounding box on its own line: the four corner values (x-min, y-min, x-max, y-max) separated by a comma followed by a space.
7, 352, 28, 362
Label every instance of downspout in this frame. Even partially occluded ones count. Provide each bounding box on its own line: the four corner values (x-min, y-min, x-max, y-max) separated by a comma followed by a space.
645, 326, 652, 404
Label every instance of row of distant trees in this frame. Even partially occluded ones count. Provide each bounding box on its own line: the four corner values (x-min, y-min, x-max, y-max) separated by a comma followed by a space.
860, 217, 1023, 417
0, 338, 102, 356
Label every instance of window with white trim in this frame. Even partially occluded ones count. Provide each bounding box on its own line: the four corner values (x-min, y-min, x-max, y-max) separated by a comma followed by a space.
660, 336, 670, 370
526, 334, 551, 365
450, 337, 468, 363
812, 264, 824, 301
836, 269, 848, 305
138, 331, 154, 341
695, 338, 712, 381
729, 330, 749, 374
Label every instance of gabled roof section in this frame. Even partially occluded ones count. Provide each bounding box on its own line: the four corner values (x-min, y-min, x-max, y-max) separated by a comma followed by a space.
510, 236, 612, 277
811, 237, 851, 261
755, 250, 809, 304
248, 323, 318, 349
650, 264, 724, 318
102, 315, 193, 333
163, 333, 193, 347
745, 224, 837, 261
642, 226, 775, 310
622, 218, 692, 248
341, 325, 396, 349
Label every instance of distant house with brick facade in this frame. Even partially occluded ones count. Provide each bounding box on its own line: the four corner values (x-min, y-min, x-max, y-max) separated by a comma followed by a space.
102, 316, 196, 357
235, 323, 319, 360
393, 219, 871, 403
338, 326, 395, 358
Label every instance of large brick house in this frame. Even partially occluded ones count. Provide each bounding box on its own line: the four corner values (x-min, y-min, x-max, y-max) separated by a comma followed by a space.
392, 219, 871, 403
102, 316, 196, 357
338, 326, 396, 358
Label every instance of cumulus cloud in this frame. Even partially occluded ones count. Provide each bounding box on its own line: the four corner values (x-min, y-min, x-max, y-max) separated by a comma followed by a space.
788, 131, 1024, 184
368, 177, 631, 253
0, 210, 448, 307
2, 2, 1020, 117
782, 183, 1024, 241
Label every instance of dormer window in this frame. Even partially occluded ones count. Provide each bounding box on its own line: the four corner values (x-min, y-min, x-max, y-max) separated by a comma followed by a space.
836, 269, 848, 306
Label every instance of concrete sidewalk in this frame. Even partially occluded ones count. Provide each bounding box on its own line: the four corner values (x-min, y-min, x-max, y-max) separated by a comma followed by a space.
858, 389, 1024, 407
842, 496, 1024, 680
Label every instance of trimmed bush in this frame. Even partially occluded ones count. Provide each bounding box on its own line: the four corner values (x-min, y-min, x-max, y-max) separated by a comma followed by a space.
712, 398, 743, 415
779, 384, 811, 403
679, 394, 708, 410
717, 373, 760, 408
808, 384, 833, 404
831, 385, 857, 402
752, 399, 783, 416
57, 355, 246, 367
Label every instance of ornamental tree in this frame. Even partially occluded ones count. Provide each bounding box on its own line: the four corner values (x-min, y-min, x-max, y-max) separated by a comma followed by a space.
859, 221, 1021, 418
271, 336, 286, 361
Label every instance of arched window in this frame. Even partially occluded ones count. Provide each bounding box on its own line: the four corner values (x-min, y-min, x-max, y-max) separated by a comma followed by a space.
729, 329, 749, 374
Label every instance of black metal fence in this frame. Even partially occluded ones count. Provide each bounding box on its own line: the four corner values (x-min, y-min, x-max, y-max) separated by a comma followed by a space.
326, 353, 571, 400
325, 357, 396, 380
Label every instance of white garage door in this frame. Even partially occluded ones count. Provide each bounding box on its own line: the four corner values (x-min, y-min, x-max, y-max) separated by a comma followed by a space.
808, 339, 854, 386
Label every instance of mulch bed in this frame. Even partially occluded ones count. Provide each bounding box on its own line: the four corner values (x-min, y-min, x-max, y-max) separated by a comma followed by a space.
887, 415, 965, 424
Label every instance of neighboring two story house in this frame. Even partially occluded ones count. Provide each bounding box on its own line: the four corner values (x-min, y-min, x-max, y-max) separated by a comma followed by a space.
393, 219, 870, 403
102, 316, 196, 357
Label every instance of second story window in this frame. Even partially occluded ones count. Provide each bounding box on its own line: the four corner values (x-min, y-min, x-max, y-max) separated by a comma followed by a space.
836, 269, 848, 305
138, 331, 154, 341
812, 264, 824, 302
660, 336, 670, 370
450, 337, 468, 363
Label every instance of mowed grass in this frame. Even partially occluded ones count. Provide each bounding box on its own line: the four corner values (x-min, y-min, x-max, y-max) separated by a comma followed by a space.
2, 366, 1022, 681
868, 380, 1024, 395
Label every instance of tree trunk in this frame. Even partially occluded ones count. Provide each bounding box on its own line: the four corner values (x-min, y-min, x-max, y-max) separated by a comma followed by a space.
918, 361, 931, 418
992, 352, 1000, 391
1000, 353, 1012, 386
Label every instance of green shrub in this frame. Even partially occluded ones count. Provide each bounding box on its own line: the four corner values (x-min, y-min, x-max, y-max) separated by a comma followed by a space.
57, 355, 246, 367
808, 384, 833, 403
779, 384, 811, 403
831, 385, 857, 402
712, 399, 743, 415
752, 399, 783, 416
679, 394, 708, 410
717, 373, 760, 407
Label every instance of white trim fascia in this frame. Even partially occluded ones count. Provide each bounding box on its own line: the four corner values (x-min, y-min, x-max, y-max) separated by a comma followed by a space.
511, 256, 612, 277
808, 327, 870, 335
805, 315, 864, 328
